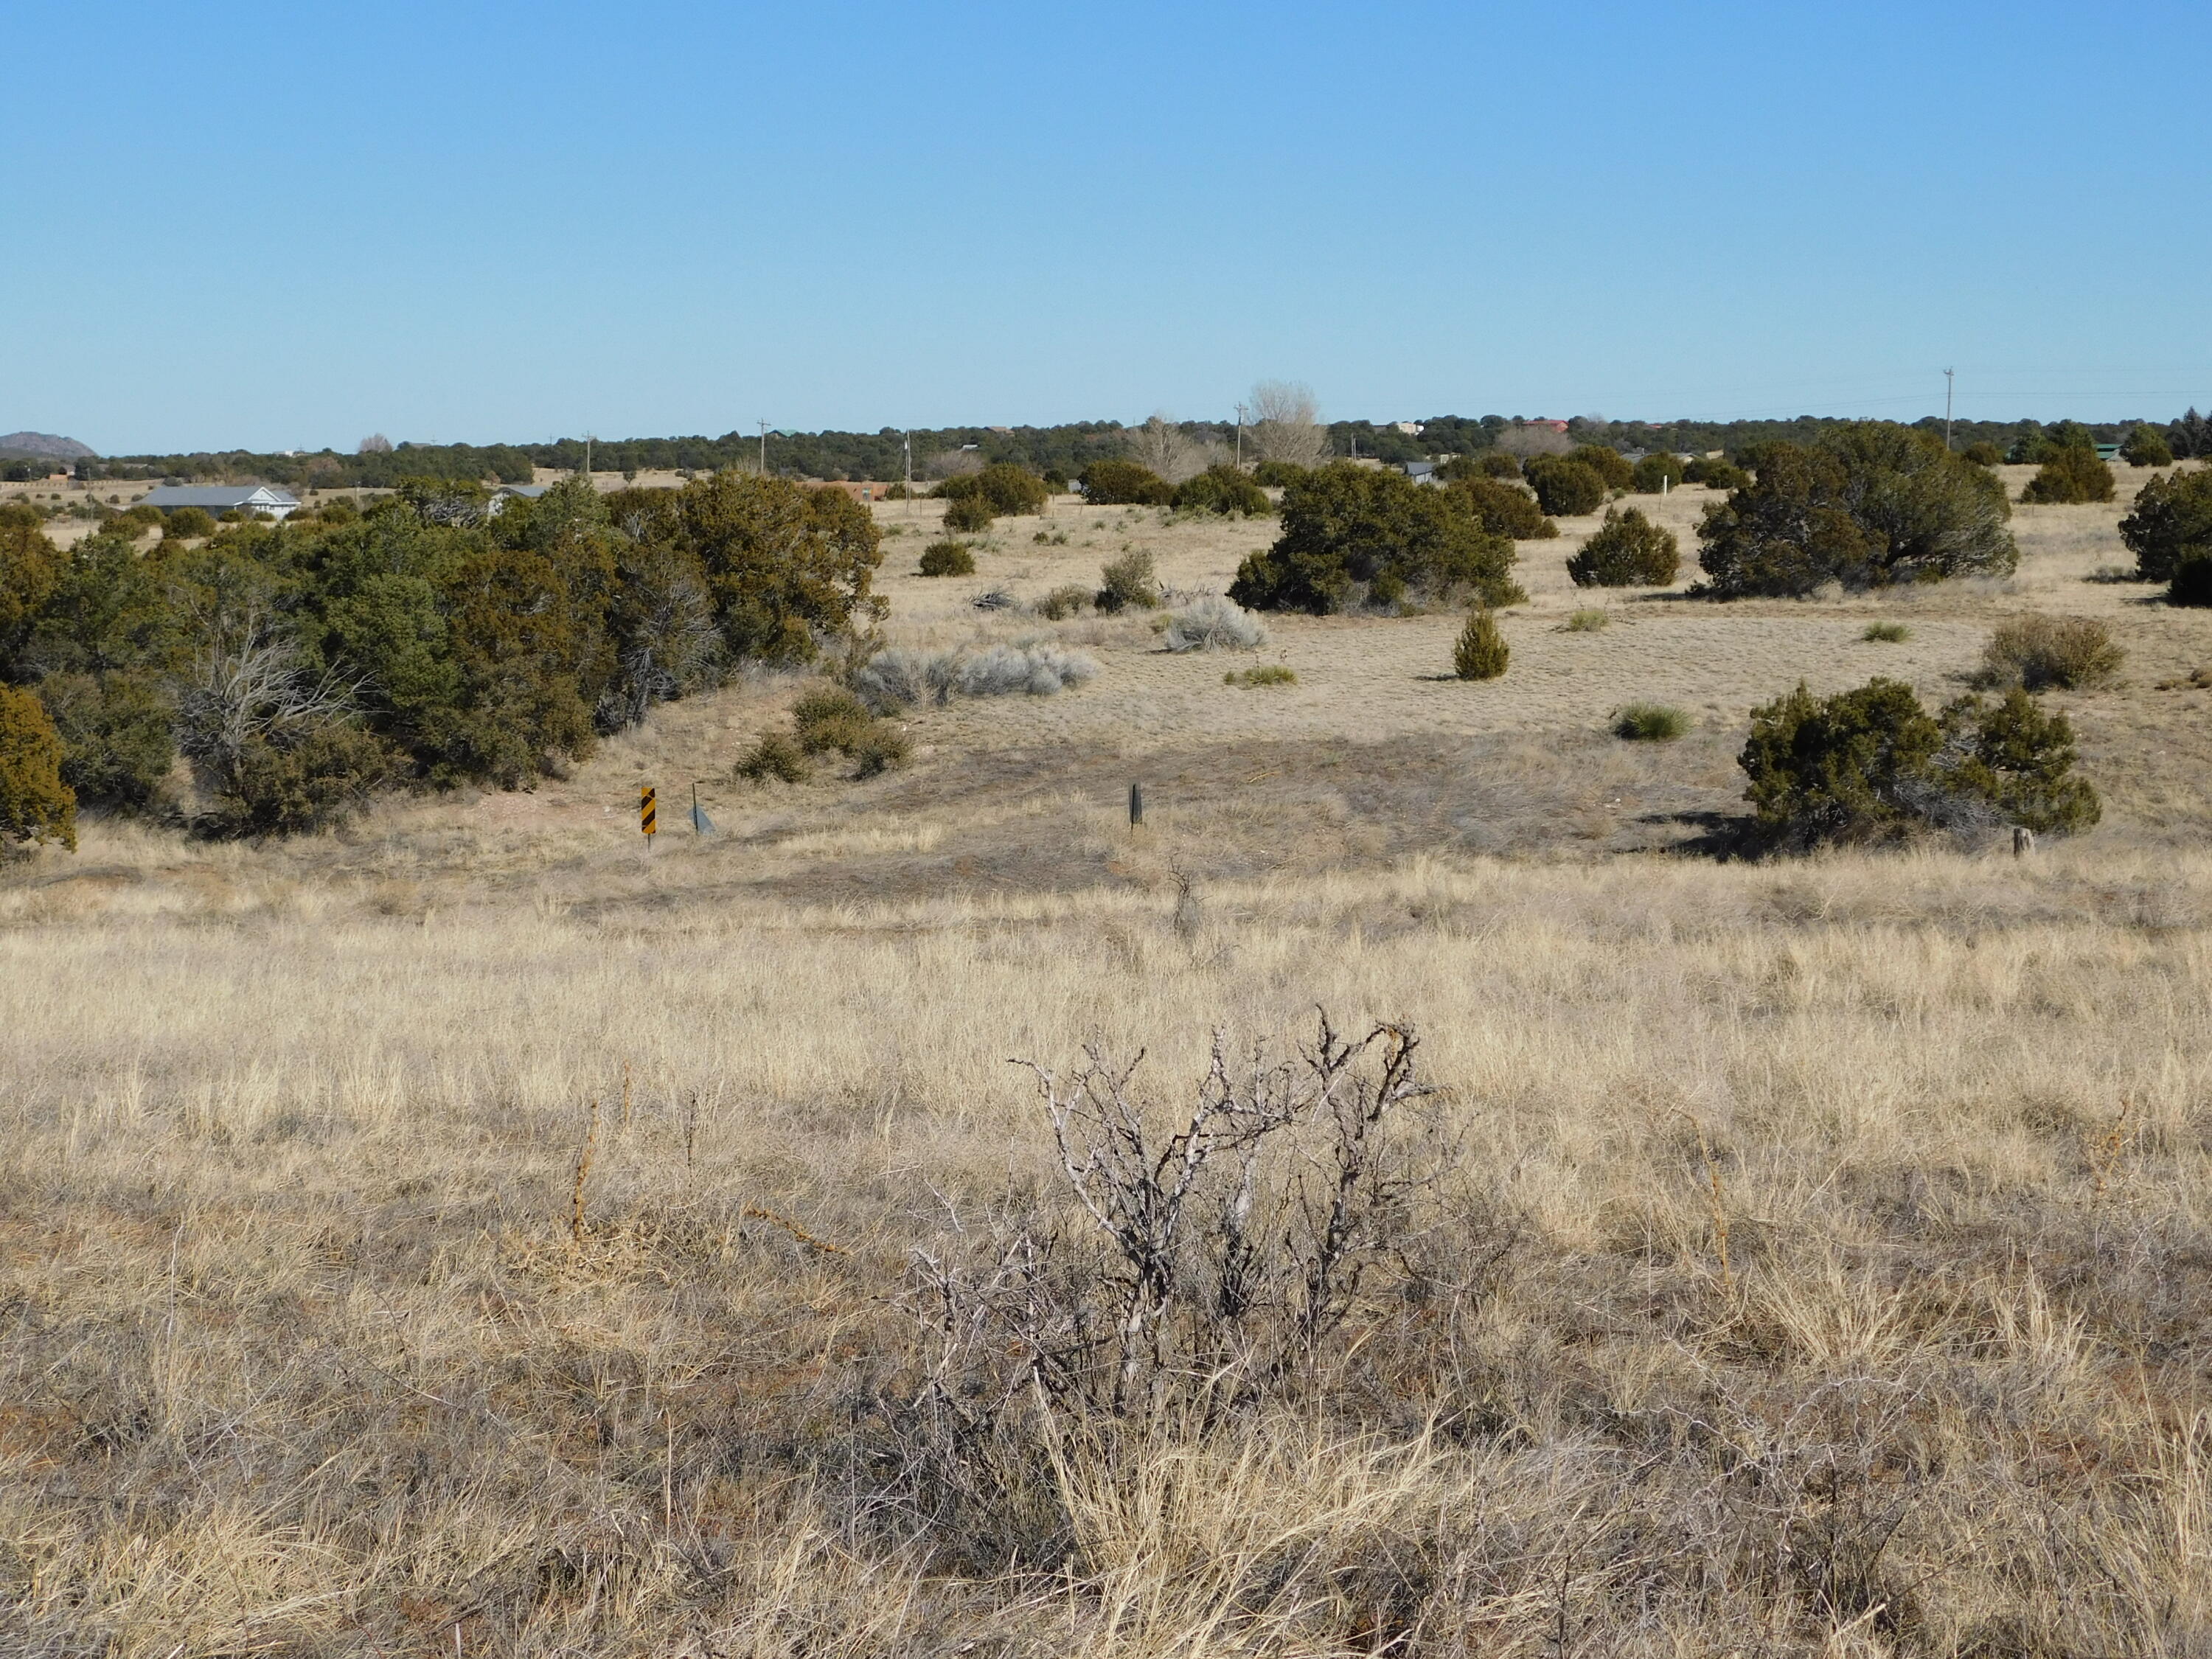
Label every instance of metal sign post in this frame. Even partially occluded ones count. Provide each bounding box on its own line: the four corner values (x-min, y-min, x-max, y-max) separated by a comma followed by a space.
640, 786, 656, 841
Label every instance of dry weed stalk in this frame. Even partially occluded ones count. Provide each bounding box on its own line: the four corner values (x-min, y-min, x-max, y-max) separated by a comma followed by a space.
742, 1205, 846, 1255
1683, 1112, 1733, 1294
569, 1097, 599, 1245
2090, 1098, 2132, 1207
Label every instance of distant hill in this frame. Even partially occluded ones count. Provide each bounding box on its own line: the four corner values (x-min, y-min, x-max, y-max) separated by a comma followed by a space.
0, 431, 96, 460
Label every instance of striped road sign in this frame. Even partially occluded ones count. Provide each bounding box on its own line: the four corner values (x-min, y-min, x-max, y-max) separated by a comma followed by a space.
640, 786, 656, 837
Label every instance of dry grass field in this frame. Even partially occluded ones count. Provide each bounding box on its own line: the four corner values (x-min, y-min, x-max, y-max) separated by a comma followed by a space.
4, 464, 2212, 1655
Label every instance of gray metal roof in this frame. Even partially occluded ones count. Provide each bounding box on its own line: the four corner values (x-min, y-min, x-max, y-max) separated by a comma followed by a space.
142, 484, 299, 509
494, 484, 549, 497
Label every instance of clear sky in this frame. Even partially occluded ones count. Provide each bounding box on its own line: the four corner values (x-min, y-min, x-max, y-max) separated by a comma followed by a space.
7, 1, 2208, 455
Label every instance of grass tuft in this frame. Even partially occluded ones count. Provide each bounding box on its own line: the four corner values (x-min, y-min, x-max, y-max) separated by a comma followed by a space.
1613, 701, 1690, 740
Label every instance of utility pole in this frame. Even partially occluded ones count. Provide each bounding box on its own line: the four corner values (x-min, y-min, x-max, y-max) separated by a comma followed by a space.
1234, 402, 1248, 467
1943, 368, 1955, 452
902, 430, 912, 504
582, 432, 594, 479
757, 420, 768, 476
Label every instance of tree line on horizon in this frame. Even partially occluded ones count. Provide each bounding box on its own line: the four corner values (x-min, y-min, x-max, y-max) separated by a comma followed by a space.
63, 409, 2212, 490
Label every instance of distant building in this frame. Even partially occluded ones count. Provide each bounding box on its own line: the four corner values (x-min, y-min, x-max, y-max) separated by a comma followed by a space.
1393, 421, 1425, 437
488, 483, 549, 515
1399, 460, 1440, 485
142, 484, 300, 521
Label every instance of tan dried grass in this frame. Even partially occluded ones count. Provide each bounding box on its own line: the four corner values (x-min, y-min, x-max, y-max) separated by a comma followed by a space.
4, 473, 2212, 1652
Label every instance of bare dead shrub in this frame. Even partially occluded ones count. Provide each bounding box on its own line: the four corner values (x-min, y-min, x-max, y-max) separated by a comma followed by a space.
914, 1015, 1455, 1422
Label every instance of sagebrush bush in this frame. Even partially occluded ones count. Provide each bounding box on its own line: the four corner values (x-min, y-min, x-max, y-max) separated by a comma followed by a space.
1613, 702, 1688, 740
1523, 456, 1607, 516
940, 495, 994, 533
1979, 615, 2123, 691
1631, 452, 1686, 493
849, 647, 941, 710
1565, 608, 1609, 631
950, 641, 1099, 697
852, 642, 1097, 707
1568, 507, 1679, 587
2119, 467, 2212, 580
1079, 459, 1174, 505
1452, 608, 1508, 680
1742, 676, 2099, 844
0, 682, 75, 849
1225, 663, 1295, 686
2119, 425, 2174, 467
1230, 463, 1523, 615
1162, 594, 1267, 652
917, 539, 976, 577
1034, 583, 1091, 620
2020, 445, 2115, 504
1095, 549, 1160, 612
1863, 621, 1912, 642
734, 728, 811, 782
1171, 465, 1270, 516
1570, 445, 1634, 490
1450, 475, 1557, 539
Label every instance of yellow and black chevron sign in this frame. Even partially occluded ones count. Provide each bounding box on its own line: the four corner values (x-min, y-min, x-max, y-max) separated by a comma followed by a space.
639, 786, 656, 837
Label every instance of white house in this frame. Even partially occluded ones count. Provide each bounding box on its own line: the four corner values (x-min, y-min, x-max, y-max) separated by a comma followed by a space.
142, 484, 301, 521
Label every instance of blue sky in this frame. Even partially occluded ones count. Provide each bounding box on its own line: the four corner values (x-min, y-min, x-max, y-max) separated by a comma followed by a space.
6, 1, 2208, 454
